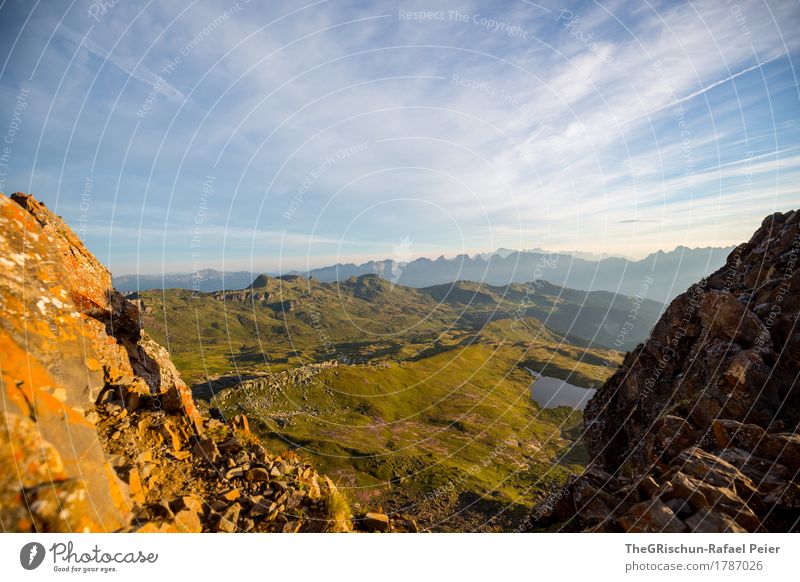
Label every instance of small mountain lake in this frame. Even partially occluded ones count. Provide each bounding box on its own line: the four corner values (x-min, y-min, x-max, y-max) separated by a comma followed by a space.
527, 370, 596, 410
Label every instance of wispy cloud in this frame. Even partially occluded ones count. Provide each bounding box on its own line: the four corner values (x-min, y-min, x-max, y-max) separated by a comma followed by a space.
616, 54, 785, 129
1, 0, 798, 272
55, 23, 185, 102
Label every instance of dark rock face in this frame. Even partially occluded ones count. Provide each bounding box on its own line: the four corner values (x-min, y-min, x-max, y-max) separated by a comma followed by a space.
536, 210, 800, 532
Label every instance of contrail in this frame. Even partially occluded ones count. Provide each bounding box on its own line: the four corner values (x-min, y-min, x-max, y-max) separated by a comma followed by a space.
56, 24, 186, 103
617, 53, 784, 128
665, 55, 782, 109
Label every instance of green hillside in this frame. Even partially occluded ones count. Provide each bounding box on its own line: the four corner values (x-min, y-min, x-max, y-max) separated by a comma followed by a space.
204, 343, 619, 531
136, 274, 639, 530
137, 274, 656, 383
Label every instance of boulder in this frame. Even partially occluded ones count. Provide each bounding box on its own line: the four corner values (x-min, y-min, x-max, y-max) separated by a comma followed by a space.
685, 509, 747, 533
192, 438, 221, 464
616, 500, 687, 533
362, 512, 390, 532
217, 504, 241, 533
247, 467, 270, 482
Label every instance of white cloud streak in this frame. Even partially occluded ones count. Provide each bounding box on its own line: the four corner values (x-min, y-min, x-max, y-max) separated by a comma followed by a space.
56, 23, 185, 102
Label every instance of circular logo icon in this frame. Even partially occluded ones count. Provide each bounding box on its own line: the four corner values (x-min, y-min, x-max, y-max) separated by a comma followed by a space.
20, 542, 46, 570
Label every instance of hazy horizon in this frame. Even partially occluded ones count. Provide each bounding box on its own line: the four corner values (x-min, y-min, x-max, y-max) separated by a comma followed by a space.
111, 241, 737, 277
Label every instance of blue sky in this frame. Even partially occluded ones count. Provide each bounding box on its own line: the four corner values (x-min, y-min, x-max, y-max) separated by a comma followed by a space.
0, 0, 798, 275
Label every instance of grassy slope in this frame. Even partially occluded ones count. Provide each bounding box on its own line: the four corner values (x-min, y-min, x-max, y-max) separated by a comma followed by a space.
139, 275, 651, 384
138, 275, 630, 530
210, 343, 615, 530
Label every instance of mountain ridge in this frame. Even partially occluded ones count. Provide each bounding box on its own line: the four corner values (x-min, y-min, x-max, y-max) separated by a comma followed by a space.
135, 272, 664, 386
113, 245, 734, 302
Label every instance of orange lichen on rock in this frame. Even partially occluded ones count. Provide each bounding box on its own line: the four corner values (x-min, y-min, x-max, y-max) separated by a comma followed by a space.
10, 192, 113, 316
0, 192, 202, 531
1, 192, 351, 534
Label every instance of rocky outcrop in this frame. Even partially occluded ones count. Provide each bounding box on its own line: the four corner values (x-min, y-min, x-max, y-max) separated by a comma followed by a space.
99, 408, 350, 533
193, 361, 340, 401
0, 192, 350, 533
211, 274, 303, 313
535, 210, 799, 532
0, 192, 138, 531
9, 193, 201, 420
212, 290, 274, 303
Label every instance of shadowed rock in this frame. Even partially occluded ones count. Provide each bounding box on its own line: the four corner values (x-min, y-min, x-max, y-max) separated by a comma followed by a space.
535, 209, 800, 532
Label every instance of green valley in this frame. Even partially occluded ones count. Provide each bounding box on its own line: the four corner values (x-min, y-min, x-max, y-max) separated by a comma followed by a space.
136, 274, 658, 530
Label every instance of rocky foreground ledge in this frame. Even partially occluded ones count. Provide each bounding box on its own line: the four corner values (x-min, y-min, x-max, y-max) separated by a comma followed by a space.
535, 210, 799, 532
0, 192, 351, 532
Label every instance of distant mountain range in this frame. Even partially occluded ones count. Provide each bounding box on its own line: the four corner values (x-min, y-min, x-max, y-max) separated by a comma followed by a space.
114, 268, 257, 293
114, 245, 734, 303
